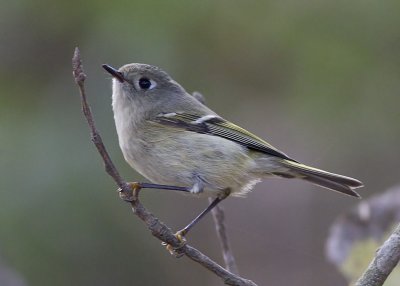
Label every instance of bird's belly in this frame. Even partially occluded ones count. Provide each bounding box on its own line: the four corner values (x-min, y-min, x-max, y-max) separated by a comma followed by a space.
121, 131, 259, 196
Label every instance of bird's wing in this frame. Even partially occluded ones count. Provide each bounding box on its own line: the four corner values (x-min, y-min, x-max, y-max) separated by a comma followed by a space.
151, 112, 297, 162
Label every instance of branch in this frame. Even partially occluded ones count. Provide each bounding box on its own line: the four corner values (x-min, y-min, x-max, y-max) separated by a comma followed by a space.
210, 199, 239, 274
72, 47, 257, 286
355, 224, 400, 286
196, 89, 238, 275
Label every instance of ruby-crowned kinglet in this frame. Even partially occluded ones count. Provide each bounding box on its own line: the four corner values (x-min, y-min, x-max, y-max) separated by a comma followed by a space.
102, 63, 363, 237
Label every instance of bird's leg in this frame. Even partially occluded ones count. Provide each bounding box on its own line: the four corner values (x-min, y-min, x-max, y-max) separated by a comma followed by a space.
177, 191, 230, 237
164, 188, 231, 257
132, 182, 191, 193
123, 174, 204, 199
119, 182, 191, 201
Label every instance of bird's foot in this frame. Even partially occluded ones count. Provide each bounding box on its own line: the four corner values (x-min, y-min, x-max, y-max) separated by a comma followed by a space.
162, 230, 187, 258
118, 182, 142, 202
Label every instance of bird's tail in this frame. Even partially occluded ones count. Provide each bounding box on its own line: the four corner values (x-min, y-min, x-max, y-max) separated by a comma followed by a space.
279, 160, 363, 198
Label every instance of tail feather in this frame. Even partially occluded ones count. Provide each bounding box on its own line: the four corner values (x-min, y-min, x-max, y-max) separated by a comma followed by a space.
281, 160, 363, 198
301, 173, 361, 198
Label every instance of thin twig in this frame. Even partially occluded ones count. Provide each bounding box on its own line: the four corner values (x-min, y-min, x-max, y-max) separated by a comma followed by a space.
210, 199, 239, 274
197, 90, 238, 274
72, 48, 128, 192
355, 223, 400, 286
72, 47, 257, 286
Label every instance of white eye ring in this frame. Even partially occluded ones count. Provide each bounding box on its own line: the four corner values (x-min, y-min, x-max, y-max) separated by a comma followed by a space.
137, 77, 157, 90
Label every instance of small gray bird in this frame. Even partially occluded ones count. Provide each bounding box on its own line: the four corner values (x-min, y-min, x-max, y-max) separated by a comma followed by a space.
103, 63, 363, 238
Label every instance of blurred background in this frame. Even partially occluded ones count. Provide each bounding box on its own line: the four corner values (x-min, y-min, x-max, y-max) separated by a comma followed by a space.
1, 1, 400, 285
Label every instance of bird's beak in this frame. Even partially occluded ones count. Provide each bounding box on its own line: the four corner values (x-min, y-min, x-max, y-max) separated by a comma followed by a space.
102, 64, 125, 83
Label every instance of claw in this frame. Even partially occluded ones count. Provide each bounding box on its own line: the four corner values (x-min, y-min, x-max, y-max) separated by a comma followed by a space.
118, 182, 142, 202
175, 230, 187, 244
162, 231, 187, 258
129, 182, 142, 192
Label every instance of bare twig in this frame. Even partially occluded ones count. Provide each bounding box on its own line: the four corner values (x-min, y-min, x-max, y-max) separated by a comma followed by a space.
72, 48, 128, 192
196, 90, 238, 275
72, 47, 257, 286
210, 199, 239, 274
355, 223, 400, 286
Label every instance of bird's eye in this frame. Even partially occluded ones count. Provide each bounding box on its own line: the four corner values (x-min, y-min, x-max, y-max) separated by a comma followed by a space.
138, 77, 156, 90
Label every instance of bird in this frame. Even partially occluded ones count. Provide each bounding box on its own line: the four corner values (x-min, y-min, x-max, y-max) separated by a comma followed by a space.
102, 63, 363, 243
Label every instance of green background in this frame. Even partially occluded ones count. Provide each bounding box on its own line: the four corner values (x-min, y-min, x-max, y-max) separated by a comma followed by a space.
1, 1, 400, 285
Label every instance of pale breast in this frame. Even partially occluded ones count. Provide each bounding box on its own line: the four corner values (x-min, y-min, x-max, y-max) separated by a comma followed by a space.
127, 127, 259, 196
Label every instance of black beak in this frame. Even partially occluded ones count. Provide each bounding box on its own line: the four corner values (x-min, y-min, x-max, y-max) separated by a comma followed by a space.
102, 64, 125, 83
